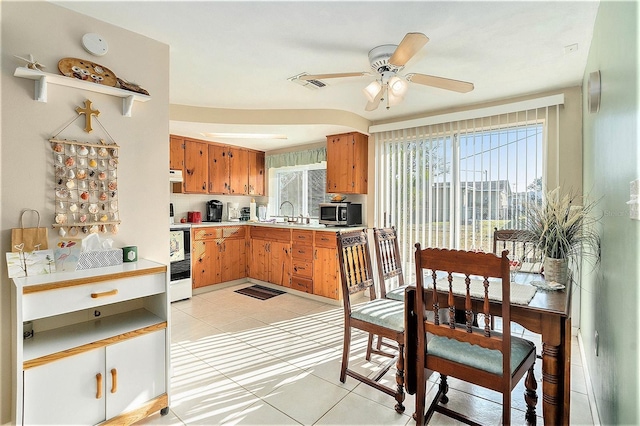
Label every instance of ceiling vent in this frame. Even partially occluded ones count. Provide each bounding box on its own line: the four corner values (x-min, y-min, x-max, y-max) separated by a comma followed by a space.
288, 73, 327, 90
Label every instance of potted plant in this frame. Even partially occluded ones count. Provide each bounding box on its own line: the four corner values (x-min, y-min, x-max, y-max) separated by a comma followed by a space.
525, 187, 600, 284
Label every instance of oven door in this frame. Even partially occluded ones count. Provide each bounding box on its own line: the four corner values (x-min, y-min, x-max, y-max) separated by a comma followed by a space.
169, 228, 191, 282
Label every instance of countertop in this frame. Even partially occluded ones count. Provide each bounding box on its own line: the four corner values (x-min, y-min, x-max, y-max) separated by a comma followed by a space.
187, 221, 363, 232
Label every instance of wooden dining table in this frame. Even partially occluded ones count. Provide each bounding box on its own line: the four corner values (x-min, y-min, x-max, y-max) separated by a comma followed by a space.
414, 272, 572, 425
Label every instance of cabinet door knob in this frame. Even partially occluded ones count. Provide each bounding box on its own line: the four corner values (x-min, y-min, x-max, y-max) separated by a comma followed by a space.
96, 373, 103, 399
110, 368, 118, 394
91, 289, 118, 299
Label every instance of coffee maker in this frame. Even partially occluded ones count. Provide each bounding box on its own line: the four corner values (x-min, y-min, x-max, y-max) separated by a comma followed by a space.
227, 202, 240, 222
206, 200, 223, 222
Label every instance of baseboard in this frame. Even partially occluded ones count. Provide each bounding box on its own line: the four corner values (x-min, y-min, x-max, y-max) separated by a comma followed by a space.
577, 330, 601, 426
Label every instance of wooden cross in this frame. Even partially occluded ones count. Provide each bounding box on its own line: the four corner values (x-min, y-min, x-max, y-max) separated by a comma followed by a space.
76, 99, 100, 133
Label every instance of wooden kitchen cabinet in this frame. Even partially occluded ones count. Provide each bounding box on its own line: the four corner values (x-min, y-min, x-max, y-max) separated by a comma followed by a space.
291, 230, 314, 294
12, 261, 169, 425
193, 226, 246, 288
170, 135, 184, 170
228, 147, 249, 194
248, 150, 265, 196
208, 144, 230, 194
249, 227, 291, 287
326, 132, 368, 194
183, 139, 209, 193
313, 231, 341, 300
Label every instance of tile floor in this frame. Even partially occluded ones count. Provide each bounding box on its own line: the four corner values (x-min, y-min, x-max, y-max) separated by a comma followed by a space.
138, 283, 594, 425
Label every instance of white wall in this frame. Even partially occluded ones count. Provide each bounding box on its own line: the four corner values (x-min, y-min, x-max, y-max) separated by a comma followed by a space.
0, 2, 170, 421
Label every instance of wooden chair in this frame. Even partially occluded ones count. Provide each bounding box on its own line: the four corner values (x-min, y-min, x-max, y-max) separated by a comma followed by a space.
337, 230, 406, 413
373, 227, 407, 302
404, 246, 538, 426
493, 227, 542, 273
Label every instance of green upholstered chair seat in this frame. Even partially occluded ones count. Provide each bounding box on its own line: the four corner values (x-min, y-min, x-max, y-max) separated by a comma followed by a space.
428, 330, 535, 376
351, 298, 405, 332
385, 285, 408, 302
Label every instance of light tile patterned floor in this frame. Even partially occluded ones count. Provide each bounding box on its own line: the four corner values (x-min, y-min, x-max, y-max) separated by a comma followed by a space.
137, 283, 594, 425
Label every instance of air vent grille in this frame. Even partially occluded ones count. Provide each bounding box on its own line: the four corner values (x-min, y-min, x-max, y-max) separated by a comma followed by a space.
288, 73, 328, 90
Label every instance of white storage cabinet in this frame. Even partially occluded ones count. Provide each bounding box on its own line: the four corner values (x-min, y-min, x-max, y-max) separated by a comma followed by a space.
12, 259, 170, 425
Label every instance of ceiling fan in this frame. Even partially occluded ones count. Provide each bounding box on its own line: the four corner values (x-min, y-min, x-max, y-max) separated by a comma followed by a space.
297, 32, 474, 111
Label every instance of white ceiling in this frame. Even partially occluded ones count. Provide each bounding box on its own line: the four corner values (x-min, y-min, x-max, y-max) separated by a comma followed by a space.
53, 1, 599, 151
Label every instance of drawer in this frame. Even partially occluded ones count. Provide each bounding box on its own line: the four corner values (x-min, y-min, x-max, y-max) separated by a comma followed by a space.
291, 243, 313, 261
222, 226, 245, 239
250, 226, 291, 242
292, 230, 313, 244
291, 277, 313, 294
22, 272, 166, 321
314, 231, 338, 248
194, 227, 221, 240
292, 260, 313, 279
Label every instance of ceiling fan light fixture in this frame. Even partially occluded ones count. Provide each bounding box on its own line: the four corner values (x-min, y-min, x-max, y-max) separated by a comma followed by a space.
388, 90, 405, 107
388, 76, 408, 96
363, 80, 382, 102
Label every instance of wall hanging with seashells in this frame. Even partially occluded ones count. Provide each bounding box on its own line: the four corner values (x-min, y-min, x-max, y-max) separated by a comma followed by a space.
50, 138, 120, 237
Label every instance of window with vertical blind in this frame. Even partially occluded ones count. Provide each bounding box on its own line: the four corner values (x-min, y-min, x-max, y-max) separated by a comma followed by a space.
374, 102, 561, 278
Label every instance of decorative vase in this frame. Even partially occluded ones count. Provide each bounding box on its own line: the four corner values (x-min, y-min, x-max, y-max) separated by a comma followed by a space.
543, 257, 568, 285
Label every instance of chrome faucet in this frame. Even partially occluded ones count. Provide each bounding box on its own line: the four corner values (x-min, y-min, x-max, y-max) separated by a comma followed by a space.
279, 201, 294, 221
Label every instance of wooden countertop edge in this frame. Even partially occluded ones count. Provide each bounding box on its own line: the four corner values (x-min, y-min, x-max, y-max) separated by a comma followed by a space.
22, 265, 167, 294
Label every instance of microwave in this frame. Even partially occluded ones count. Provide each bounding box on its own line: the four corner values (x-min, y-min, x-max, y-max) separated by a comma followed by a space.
319, 202, 362, 226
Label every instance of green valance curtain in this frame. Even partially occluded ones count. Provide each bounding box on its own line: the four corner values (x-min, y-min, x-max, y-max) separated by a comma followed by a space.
265, 147, 326, 169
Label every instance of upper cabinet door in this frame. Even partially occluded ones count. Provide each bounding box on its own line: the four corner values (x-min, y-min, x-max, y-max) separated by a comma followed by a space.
169, 135, 184, 170
248, 151, 265, 196
228, 147, 249, 195
209, 144, 230, 194
326, 132, 368, 194
184, 139, 209, 193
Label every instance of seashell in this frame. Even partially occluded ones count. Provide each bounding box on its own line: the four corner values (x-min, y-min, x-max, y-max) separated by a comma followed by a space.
55, 214, 67, 224
90, 225, 99, 234
79, 214, 87, 223
82, 226, 89, 234
98, 171, 107, 180
65, 156, 75, 167
66, 179, 75, 189
98, 147, 108, 157
79, 180, 87, 190
69, 203, 78, 212
110, 201, 118, 210
69, 226, 79, 236
57, 178, 64, 186
89, 169, 96, 178
89, 159, 98, 168
99, 182, 106, 191
111, 211, 119, 220
56, 154, 64, 164
100, 214, 108, 222
58, 227, 67, 237
108, 181, 117, 190
76, 169, 86, 179
89, 146, 97, 156
110, 224, 118, 234
56, 188, 69, 198
110, 190, 117, 198
109, 158, 117, 167
99, 159, 107, 168
56, 166, 66, 177
52, 143, 64, 152
68, 144, 76, 154
99, 225, 107, 233
89, 204, 98, 214
80, 191, 90, 201
99, 192, 108, 201
108, 169, 116, 178
89, 180, 98, 190
78, 157, 87, 167
78, 146, 89, 156
58, 201, 65, 209
68, 169, 75, 179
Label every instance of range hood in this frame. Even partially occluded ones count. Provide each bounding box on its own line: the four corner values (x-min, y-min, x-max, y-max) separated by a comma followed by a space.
169, 169, 183, 182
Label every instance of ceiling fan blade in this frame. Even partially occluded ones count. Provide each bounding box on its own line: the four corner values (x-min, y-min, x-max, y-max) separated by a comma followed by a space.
407, 73, 474, 93
298, 72, 368, 81
365, 86, 384, 111
388, 33, 429, 67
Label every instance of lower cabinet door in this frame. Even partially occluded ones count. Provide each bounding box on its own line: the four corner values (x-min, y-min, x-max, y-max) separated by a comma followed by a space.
105, 330, 166, 419
23, 348, 106, 425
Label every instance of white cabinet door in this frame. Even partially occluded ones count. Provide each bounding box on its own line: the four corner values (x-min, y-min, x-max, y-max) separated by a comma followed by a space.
23, 348, 106, 425
105, 330, 166, 419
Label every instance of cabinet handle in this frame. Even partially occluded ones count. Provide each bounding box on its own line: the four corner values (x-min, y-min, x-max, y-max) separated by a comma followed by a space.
96, 373, 103, 399
314, 250, 317, 260
111, 368, 118, 393
244, 184, 248, 193
91, 289, 118, 298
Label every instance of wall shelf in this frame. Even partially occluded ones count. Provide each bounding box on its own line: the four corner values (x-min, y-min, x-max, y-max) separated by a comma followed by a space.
14, 67, 151, 117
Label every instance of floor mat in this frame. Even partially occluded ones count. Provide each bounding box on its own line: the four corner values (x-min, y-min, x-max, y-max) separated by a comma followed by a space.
234, 284, 286, 300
